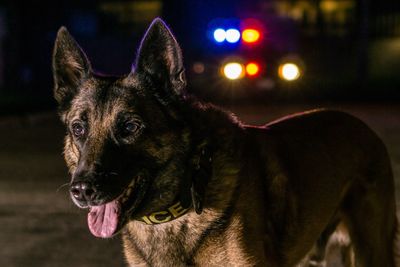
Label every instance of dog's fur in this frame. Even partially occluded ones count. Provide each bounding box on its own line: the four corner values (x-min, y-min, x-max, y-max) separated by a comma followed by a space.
53, 18, 399, 266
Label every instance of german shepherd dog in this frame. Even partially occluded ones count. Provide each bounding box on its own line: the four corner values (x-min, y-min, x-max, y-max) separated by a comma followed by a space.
53, 18, 399, 266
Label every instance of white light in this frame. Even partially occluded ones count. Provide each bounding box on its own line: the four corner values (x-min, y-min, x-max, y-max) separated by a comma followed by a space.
213, 28, 226, 43
225, 29, 241, 43
223, 62, 244, 80
279, 63, 300, 81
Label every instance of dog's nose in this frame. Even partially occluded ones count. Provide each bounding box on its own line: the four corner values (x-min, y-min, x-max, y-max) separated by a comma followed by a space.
70, 181, 97, 202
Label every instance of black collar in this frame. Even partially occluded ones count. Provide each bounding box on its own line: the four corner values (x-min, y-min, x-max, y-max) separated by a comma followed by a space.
137, 144, 213, 225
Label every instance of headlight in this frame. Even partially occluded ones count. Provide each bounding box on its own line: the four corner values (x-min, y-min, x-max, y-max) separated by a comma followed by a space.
278, 63, 301, 81
223, 62, 244, 80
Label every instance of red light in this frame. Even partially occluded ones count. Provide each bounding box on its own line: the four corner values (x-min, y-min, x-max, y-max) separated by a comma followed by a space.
245, 62, 260, 77
240, 18, 264, 45
242, 29, 260, 43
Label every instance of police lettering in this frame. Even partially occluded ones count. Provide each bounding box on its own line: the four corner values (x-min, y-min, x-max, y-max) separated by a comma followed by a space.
141, 202, 189, 225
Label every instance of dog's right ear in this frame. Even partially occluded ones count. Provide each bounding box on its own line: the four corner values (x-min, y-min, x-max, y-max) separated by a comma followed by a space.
52, 27, 92, 110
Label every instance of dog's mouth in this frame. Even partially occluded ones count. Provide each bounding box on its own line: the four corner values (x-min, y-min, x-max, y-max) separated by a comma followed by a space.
87, 199, 120, 238
87, 176, 147, 238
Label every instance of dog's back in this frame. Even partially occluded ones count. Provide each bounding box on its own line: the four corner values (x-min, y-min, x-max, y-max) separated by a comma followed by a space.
242, 109, 398, 266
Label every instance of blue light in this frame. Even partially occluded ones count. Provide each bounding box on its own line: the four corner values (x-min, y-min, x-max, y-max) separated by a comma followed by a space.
213, 28, 226, 43
225, 28, 241, 43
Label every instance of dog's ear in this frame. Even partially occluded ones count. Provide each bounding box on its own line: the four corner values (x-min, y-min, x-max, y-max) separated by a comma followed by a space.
52, 27, 92, 110
134, 18, 186, 104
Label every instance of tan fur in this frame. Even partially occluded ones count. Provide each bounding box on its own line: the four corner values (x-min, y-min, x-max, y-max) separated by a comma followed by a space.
63, 136, 79, 173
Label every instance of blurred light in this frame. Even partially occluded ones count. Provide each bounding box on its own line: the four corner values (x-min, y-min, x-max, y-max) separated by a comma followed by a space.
223, 62, 244, 80
320, 1, 338, 13
245, 62, 260, 76
279, 63, 300, 81
256, 78, 276, 90
242, 29, 260, 43
192, 62, 205, 74
225, 29, 241, 43
213, 28, 226, 43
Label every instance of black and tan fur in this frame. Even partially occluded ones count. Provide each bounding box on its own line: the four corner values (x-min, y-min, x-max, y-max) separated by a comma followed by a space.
53, 18, 399, 266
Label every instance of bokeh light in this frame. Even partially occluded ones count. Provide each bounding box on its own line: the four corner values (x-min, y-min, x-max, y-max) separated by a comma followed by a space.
225, 29, 241, 43
279, 63, 301, 81
192, 62, 205, 74
242, 29, 260, 43
213, 28, 226, 43
223, 62, 244, 80
245, 62, 260, 76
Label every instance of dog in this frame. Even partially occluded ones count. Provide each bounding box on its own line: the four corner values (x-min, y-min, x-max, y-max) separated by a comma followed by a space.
53, 18, 399, 266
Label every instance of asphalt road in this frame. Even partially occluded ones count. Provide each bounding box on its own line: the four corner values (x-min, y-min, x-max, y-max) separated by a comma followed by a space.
0, 103, 399, 267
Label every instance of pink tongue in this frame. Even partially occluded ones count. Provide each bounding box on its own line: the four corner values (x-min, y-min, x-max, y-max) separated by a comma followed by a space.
88, 200, 120, 238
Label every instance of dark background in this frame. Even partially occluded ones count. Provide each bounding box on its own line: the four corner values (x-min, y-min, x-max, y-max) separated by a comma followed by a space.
0, 1, 399, 266
0, 0, 399, 113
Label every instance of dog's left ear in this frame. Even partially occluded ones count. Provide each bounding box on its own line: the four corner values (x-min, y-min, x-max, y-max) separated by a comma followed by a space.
134, 18, 186, 104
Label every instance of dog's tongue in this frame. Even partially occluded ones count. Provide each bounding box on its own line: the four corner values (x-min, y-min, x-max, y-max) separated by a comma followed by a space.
88, 200, 119, 238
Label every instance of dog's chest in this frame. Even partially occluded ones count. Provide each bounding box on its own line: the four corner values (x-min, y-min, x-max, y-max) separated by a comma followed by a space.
123, 222, 198, 266
122, 217, 254, 267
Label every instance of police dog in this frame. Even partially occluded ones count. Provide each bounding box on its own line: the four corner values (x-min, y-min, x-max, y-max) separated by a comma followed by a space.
53, 18, 399, 267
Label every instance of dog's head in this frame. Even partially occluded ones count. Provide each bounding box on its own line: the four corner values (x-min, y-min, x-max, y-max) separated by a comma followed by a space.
53, 19, 200, 238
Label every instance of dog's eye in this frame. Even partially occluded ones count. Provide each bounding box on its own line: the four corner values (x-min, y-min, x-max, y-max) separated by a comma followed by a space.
72, 122, 85, 137
123, 121, 140, 135
125, 122, 137, 132
117, 115, 143, 141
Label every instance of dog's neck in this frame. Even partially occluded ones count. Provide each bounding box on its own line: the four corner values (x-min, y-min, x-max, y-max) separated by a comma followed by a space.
122, 139, 245, 266
122, 104, 247, 265
136, 143, 214, 225
122, 159, 243, 266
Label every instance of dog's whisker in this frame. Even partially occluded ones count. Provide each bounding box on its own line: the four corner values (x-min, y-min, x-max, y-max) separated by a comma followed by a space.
56, 182, 70, 192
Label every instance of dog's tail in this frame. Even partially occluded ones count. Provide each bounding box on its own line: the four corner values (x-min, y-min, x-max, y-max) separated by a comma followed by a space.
394, 215, 400, 267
